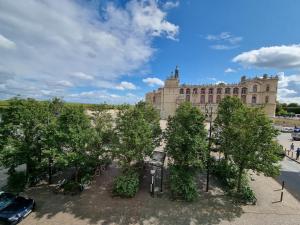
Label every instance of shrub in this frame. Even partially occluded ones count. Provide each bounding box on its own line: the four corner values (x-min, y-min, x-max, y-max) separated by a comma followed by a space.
169, 165, 198, 202
5, 171, 26, 194
237, 186, 257, 204
211, 159, 238, 189
62, 181, 82, 194
113, 170, 139, 198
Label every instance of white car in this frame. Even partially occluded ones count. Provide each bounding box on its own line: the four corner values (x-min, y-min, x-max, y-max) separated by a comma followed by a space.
281, 127, 294, 133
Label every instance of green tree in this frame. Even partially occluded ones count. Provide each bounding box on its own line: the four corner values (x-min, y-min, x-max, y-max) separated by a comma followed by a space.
57, 105, 93, 182
228, 107, 281, 192
214, 96, 244, 160
164, 102, 207, 201
0, 98, 49, 182
113, 104, 161, 169
112, 102, 161, 197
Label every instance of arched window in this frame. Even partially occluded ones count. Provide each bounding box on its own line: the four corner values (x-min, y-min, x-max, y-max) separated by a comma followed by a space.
216, 95, 221, 103
200, 95, 205, 104
217, 88, 222, 94
186, 95, 190, 102
200, 88, 205, 94
265, 96, 269, 103
253, 85, 257, 93
208, 88, 213, 94
266, 85, 270, 92
233, 88, 239, 94
186, 88, 190, 95
252, 95, 257, 104
225, 88, 231, 94
241, 87, 247, 94
241, 95, 246, 103
208, 95, 213, 103
193, 88, 198, 94
180, 88, 184, 94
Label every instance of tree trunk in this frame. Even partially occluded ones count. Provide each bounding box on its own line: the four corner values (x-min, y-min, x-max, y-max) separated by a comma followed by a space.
75, 166, 79, 183
237, 165, 244, 193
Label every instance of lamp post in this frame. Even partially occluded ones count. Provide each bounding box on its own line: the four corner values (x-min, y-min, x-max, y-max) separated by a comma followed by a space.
205, 103, 213, 192
150, 169, 156, 197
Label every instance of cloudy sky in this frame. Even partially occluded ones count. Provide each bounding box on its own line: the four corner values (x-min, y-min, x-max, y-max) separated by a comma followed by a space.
0, 0, 300, 104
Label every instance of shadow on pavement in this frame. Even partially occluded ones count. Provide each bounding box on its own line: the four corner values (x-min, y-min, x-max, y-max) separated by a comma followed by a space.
24, 165, 243, 225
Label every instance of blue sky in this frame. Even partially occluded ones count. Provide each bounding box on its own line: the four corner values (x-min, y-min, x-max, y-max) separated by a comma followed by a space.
1, 0, 300, 103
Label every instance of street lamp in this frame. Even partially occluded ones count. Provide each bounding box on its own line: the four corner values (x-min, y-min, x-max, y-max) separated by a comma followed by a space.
150, 169, 156, 197
205, 103, 213, 192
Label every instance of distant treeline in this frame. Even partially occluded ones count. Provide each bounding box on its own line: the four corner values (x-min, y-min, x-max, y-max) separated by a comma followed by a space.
276, 102, 300, 116
0, 99, 132, 111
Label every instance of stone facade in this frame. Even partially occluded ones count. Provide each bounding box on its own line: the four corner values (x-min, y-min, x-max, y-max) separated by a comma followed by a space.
145, 67, 278, 119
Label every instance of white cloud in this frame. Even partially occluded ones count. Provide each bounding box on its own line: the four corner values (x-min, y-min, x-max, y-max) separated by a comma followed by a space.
57, 80, 73, 87
0, 0, 178, 103
0, 34, 16, 49
277, 72, 300, 103
216, 81, 227, 85
115, 81, 136, 90
163, 1, 180, 10
206, 32, 242, 50
142, 77, 164, 87
224, 68, 236, 73
68, 90, 141, 104
71, 72, 94, 80
233, 45, 300, 69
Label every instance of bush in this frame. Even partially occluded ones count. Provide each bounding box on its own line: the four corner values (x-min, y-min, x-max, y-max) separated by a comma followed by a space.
113, 170, 139, 198
237, 186, 257, 204
62, 181, 83, 195
5, 171, 26, 194
211, 159, 238, 189
169, 165, 198, 201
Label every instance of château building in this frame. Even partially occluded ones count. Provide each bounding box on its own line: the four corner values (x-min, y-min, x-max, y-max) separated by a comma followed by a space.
145, 67, 278, 119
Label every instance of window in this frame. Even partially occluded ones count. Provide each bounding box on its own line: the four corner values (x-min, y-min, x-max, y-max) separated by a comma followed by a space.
241, 87, 247, 94
200, 95, 205, 104
186, 95, 190, 102
193, 88, 198, 94
186, 88, 190, 94
265, 96, 269, 103
153, 96, 155, 103
225, 88, 231, 94
180, 88, 184, 94
241, 95, 246, 103
252, 95, 257, 104
233, 88, 239, 94
253, 85, 257, 93
217, 88, 222, 94
200, 88, 205, 94
208, 95, 213, 103
208, 88, 213, 94
266, 85, 270, 92
216, 95, 221, 103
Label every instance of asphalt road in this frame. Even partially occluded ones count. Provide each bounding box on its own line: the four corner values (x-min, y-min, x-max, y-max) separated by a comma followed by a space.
277, 132, 300, 201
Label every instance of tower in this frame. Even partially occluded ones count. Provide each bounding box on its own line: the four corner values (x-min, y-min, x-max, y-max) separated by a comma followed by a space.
174, 65, 179, 79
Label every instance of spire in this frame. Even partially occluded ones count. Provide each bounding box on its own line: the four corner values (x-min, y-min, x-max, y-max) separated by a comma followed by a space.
174, 65, 179, 78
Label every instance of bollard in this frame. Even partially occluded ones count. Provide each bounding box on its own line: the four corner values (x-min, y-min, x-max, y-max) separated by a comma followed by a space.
280, 181, 285, 202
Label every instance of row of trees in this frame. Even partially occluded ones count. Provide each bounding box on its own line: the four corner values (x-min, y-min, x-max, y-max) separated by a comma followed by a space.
276, 102, 300, 116
0, 98, 160, 195
163, 97, 282, 201
0, 96, 282, 202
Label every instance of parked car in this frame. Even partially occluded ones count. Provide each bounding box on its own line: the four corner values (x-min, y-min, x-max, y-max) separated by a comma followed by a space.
281, 127, 294, 133
0, 192, 35, 225
292, 128, 300, 141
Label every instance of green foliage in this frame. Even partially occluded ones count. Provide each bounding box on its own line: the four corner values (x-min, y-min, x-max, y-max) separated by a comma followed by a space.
164, 102, 207, 201
62, 181, 82, 194
237, 186, 256, 204
4, 171, 27, 194
113, 102, 161, 169
169, 165, 198, 201
164, 102, 207, 167
113, 170, 139, 198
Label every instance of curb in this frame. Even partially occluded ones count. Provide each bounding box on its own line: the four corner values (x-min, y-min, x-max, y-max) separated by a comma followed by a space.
285, 153, 300, 165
